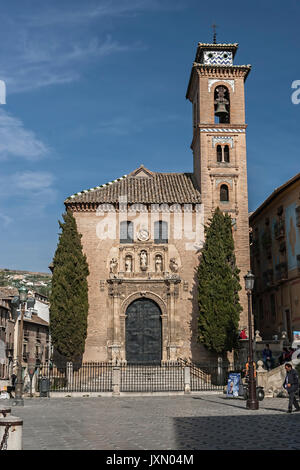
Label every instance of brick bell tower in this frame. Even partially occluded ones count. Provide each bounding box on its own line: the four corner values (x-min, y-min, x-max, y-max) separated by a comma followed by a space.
186, 41, 252, 329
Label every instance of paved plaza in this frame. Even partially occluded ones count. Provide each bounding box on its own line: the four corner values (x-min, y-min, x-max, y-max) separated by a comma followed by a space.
10, 394, 300, 450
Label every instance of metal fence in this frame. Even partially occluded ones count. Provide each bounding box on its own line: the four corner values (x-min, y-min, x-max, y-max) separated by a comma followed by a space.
36, 360, 244, 394
38, 362, 112, 393
189, 363, 243, 391
120, 362, 184, 392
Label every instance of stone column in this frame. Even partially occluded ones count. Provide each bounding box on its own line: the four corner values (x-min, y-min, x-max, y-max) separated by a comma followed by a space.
184, 366, 191, 394
66, 362, 73, 389
256, 360, 268, 389
0, 416, 23, 450
107, 279, 123, 362
165, 276, 181, 361
112, 367, 120, 396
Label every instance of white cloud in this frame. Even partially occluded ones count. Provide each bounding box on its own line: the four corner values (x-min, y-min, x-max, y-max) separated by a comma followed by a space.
0, 213, 13, 227
0, 170, 57, 223
0, 0, 183, 94
95, 113, 183, 135
13, 171, 55, 191
0, 109, 49, 161
25, 0, 184, 26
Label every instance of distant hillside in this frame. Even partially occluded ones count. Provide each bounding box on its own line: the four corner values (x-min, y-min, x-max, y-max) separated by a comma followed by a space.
0, 268, 52, 298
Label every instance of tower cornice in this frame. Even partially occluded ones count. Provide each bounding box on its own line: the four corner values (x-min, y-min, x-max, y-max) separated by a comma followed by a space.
186, 64, 251, 101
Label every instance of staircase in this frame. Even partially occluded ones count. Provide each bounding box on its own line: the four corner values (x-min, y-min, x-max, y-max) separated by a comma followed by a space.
256, 363, 288, 397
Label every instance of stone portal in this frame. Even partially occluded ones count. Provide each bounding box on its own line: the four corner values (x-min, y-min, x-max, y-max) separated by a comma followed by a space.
125, 298, 162, 363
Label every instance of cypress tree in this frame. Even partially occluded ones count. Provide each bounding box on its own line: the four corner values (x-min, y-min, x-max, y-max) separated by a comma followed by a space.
50, 210, 89, 363
197, 208, 242, 354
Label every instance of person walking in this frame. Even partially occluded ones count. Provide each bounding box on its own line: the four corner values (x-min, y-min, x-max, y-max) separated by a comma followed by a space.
283, 363, 300, 413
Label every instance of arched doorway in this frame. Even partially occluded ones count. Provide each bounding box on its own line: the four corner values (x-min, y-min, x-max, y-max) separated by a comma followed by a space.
125, 298, 162, 363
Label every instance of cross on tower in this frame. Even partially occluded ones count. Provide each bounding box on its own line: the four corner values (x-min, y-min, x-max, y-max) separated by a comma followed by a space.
212, 24, 218, 44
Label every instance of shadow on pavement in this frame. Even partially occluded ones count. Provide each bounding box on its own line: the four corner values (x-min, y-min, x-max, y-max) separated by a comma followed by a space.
173, 414, 300, 450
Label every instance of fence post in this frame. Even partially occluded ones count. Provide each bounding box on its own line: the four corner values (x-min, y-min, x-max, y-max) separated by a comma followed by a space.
66, 362, 73, 390
217, 357, 223, 385
184, 366, 191, 394
112, 367, 120, 396
0, 416, 23, 450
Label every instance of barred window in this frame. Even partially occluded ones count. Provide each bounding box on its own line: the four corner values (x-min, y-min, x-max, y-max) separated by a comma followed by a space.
120, 221, 134, 243
154, 221, 168, 243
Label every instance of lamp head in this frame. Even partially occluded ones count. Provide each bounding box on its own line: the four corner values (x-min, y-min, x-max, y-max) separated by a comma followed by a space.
244, 270, 255, 292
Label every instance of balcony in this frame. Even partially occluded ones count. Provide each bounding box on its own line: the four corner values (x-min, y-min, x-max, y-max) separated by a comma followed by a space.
275, 262, 288, 282
262, 269, 274, 287
296, 206, 300, 227
274, 220, 285, 240
252, 239, 260, 257
23, 351, 29, 362
279, 241, 286, 253
35, 352, 43, 364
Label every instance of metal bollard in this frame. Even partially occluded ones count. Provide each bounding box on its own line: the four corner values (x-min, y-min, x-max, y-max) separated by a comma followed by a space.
0, 406, 11, 418
0, 416, 23, 450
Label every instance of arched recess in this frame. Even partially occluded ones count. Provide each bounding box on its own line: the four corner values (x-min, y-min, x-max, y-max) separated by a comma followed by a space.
220, 184, 229, 202
213, 84, 230, 124
121, 291, 167, 317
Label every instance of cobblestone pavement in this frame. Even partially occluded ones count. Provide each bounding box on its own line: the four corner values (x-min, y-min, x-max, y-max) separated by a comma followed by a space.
9, 394, 300, 450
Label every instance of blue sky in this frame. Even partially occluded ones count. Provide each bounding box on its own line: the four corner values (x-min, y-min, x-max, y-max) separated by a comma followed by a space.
0, 0, 299, 272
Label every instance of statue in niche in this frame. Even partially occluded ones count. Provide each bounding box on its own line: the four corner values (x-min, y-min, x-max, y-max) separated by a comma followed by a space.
169, 258, 178, 273
125, 256, 132, 273
140, 250, 148, 271
110, 258, 118, 274
155, 255, 163, 273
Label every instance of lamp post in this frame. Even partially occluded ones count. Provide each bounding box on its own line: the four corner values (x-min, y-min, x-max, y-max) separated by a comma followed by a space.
14, 286, 28, 406
244, 270, 259, 410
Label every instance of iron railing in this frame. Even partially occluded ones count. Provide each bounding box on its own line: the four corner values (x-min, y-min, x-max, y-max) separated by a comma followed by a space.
36, 360, 245, 393
178, 358, 244, 392
38, 362, 112, 393
120, 362, 184, 392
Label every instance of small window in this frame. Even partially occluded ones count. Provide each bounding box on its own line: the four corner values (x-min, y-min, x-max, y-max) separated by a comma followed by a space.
120, 221, 134, 243
154, 221, 168, 243
220, 184, 229, 202
216, 145, 222, 162
224, 145, 230, 163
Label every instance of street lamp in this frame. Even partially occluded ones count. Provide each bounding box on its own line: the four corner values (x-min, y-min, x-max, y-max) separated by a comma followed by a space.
14, 286, 28, 406
244, 270, 259, 410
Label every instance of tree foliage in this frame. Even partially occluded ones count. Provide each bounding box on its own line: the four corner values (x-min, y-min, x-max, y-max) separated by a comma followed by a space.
50, 211, 89, 363
197, 208, 242, 354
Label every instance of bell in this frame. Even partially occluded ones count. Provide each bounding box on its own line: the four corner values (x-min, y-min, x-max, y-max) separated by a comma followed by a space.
215, 102, 228, 117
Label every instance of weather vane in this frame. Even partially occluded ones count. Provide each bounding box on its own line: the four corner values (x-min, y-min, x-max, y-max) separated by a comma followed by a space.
212, 24, 218, 44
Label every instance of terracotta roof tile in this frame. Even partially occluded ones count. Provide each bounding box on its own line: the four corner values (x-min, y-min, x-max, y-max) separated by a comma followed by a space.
65, 166, 201, 206
0, 286, 19, 299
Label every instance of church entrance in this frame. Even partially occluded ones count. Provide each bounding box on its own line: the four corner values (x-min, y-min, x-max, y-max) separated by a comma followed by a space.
125, 298, 162, 363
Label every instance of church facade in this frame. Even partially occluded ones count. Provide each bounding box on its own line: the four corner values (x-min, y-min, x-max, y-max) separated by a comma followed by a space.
65, 41, 251, 363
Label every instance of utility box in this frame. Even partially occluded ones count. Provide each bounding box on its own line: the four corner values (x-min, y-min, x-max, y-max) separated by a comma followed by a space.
39, 377, 50, 397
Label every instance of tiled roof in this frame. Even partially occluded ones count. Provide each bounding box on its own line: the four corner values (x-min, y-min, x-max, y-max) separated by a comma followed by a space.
0, 286, 19, 299
24, 314, 49, 327
65, 166, 201, 205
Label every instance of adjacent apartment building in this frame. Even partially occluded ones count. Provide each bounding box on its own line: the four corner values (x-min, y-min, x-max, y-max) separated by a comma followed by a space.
250, 173, 300, 341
